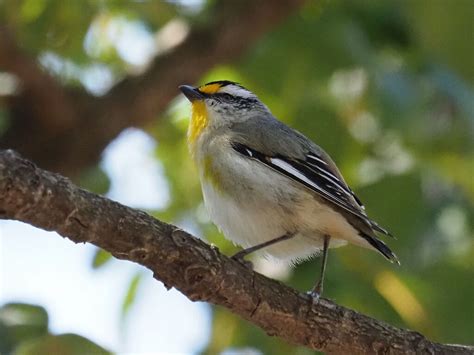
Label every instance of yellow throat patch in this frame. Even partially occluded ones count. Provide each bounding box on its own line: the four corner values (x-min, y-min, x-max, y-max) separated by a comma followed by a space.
188, 83, 224, 146
188, 100, 208, 146
187, 82, 227, 192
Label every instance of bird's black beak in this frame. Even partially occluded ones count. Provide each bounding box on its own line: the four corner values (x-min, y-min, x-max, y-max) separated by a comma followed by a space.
179, 85, 204, 102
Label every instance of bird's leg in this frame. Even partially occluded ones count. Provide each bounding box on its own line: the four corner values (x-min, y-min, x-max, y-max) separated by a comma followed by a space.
231, 232, 295, 267
309, 235, 330, 301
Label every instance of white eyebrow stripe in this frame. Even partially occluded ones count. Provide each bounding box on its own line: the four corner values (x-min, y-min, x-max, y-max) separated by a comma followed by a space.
218, 85, 256, 98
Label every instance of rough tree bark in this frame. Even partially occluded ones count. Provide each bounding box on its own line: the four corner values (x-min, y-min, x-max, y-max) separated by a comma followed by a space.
1, 150, 472, 355
0, 0, 304, 178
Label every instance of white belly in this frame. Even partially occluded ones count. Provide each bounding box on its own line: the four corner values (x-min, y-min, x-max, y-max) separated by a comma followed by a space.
195, 144, 369, 263
201, 176, 351, 262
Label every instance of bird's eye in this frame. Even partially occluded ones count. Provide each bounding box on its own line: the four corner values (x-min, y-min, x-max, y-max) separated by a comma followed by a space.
221, 93, 233, 100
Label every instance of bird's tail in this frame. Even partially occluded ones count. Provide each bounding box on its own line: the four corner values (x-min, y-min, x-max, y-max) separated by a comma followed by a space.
360, 232, 400, 265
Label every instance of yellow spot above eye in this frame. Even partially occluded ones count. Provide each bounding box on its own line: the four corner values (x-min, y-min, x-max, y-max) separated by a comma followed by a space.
198, 83, 222, 94
188, 100, 209, 147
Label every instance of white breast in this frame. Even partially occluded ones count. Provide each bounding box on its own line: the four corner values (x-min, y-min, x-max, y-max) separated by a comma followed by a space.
193, 132, 376, 263
197, 150, 351, 262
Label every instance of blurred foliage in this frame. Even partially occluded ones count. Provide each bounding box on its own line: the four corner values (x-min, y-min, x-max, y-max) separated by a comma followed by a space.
120, 272, 143, 322
78, 165, 111, 195
1, 0, 473, 353
14, 334, 110, 355
0, 303, 110, 355
156, 0, 474, 351
91, 248, 113, 269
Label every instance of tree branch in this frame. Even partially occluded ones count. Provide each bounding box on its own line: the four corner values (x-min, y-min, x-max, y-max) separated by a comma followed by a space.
0, 0, 304, 178
1, 150, 472, 354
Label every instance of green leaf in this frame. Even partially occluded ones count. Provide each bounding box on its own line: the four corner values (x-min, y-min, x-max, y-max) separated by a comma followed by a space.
13, 333, 111, 355
91, 248, 113, 269
77, 165, 111, 194
0, 303, 49, 354
121, 273, 143, 320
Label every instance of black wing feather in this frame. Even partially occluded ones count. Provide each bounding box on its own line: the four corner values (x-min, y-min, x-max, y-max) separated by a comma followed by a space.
231, 142, 395, 241
232, 142, 377, 229
306, 154, 393, 237
232, 142, 398, 262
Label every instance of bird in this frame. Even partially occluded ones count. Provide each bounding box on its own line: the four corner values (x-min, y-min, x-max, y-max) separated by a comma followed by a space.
179, 80, 398, 299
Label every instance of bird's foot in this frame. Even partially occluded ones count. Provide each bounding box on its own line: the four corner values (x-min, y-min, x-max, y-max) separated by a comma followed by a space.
307, 283, 323, 303
231, 252, 254, 270
306, 290, 321, 303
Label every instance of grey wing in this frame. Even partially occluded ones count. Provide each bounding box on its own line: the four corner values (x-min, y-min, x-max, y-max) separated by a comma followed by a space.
229, 116, 375, 226
299, 150, 393, 237
230, 117, 398, 262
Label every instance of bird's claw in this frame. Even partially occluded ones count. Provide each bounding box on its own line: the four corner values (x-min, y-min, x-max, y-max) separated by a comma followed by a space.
307, 282, 323, 303
231, 254, 254, 269
306, 290, 321, 303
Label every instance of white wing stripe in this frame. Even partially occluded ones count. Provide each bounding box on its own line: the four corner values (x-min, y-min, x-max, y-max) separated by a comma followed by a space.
307, 154, 328, 165
306, 159, 353, 197
270, 158, 325, 193
232, 142, 381, 230
311, 164, 340, 182
269, 158, 358, 214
